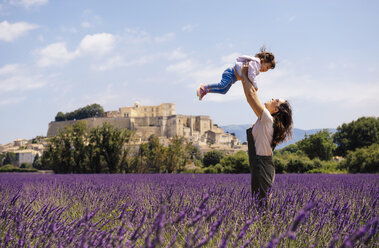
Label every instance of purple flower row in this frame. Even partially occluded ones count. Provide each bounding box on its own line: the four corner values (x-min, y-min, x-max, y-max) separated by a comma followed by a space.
0, 173, 377, 247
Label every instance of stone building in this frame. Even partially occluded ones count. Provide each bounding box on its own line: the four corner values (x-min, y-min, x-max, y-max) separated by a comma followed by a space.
0, 139, 46, 166
47, 102, 242, 149
14, 150, 40, 166
13, 139, 28, 147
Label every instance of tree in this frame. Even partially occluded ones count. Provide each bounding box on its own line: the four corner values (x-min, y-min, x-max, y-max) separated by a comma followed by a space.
89, 123, 134, 173
70, 121, 88, 173
0, 153, 5, 167
274, 143, 300, 155
185, 142, 202, 161
146, 135, 166, 172
333, 117, 379, 156
45, 127, 75, 173
20, 162, 33, 169
32, 154, 41, 169
87, 128, 104, 173
165, 136, 186, 172
297, 130, 336, 161
42, 122, 134, 173
32, 136, 45, 144
55, 112, 66, 121
54, 103, 105, 122
340, 143, 379, 173
42, 121, 89, 173
134, 143, 149, 173
218, 151, 249, 173
203, 150, 224, 167
3, 152, 17, 166
273, 155, 287, 173
273, 152, 325, 173
286, 154, 314, 173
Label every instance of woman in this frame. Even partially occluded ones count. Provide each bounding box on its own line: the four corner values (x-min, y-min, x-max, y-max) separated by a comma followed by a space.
240, 64, 293, 203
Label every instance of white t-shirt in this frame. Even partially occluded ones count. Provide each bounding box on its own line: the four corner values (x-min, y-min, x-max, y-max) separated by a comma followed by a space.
234, 55, 260, 89
252, 108, 274, 156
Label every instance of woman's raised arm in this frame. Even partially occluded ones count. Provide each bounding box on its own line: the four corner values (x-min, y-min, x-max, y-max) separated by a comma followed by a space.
241, 64, 264, 118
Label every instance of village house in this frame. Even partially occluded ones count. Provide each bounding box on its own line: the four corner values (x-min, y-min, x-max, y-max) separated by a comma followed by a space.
14, 149, 40, 166
1, 139, 45, 167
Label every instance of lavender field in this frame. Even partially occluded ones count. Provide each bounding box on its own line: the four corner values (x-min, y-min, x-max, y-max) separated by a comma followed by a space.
0, 173, 378, 247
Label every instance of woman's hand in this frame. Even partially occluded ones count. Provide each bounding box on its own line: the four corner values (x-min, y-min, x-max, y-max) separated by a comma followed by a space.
242, 63, 249, 77
241, 63, 256, 92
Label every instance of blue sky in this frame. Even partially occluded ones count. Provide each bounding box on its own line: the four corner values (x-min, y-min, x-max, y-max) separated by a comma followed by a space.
0, 0, 378, 144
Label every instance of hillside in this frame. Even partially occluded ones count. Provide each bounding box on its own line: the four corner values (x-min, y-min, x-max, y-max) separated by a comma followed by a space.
220, 124, 337, 149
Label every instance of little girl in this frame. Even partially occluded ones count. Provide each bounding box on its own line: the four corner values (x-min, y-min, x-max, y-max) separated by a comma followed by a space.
197, 48, 275, 100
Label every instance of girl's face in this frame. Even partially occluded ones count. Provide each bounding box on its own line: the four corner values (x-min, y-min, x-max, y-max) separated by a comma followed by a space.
260, 62, 271, 72
265, 98, 285, 114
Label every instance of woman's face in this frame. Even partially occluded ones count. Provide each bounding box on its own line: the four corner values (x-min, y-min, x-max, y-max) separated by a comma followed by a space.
265, 98, 286, 114
260, 62, 271, 72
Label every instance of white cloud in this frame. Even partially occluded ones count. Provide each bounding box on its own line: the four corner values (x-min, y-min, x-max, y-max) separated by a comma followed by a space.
124, 28, 151, 44
165, 55, 232, 93
37, 33, 115, 67
79, 86, 121, 107
166, 55, 228, 84
258, 62, 379, 107
215, 42, 235, 49
92, 55, 125, 71
221, 53, 239, 64
0, 21, 39, 42
63, 84, 125, 111
0, 97, 26, 106
0, 64, 20, 75
122, 28, 177, 47
165, 48, 187, 60
92, 48, 188, 71
197, 66, 226, 83
182, 24, 196, 32
289, 16, 296, 22
80, 9, 102, 28
10, 0, 48, 8
81, 21, 91, 28
0, 64, 48, 92
60, 26, 77, 33
166, 59, 196, 73
37, 42, 79, 67
154, 32, 175, 43
79, 33, 116, 57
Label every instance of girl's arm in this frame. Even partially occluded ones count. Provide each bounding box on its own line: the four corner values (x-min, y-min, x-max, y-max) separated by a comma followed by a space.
241, 64, 264, 118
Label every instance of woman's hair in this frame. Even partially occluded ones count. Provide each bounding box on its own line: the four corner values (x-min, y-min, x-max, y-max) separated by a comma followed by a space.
255, 47, 276, 69
271, 100, 293, 149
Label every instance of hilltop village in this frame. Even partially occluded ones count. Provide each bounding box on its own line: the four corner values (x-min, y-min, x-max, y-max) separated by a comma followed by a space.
1, 102, 247, 166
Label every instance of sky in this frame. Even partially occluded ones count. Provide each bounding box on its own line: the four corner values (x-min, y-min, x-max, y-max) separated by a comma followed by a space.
0, 0, 378, 144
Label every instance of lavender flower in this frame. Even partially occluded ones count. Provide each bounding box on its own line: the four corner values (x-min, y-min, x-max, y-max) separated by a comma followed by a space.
0, 173, 377, 247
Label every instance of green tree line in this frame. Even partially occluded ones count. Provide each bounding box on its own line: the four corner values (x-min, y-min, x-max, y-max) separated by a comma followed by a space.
5, 116, 377, 174
55, 103, 105, 122
199, 116, 378, 174
38, 121, 203, 173
273, 117, 378, 173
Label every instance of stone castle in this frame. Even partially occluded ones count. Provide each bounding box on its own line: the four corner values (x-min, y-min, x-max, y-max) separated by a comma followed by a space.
47, 102, 243, 150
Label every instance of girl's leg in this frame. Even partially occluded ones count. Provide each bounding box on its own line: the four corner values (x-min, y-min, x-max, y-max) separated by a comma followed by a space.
206, 67, 237, 94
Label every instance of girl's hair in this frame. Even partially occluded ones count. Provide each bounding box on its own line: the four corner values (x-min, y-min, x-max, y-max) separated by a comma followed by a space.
271, 100, 293, 149
255, 47, 276, 69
